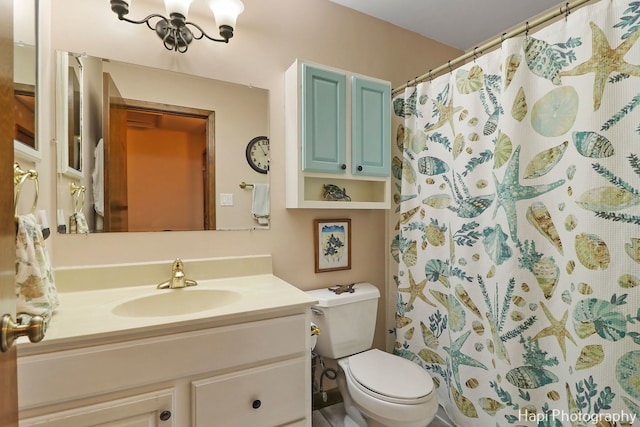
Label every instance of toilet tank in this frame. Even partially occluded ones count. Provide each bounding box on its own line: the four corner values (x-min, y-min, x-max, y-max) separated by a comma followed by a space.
306, 282, 380, 359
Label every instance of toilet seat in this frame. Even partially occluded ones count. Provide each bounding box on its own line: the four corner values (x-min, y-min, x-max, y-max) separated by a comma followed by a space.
344, 349, 434, 405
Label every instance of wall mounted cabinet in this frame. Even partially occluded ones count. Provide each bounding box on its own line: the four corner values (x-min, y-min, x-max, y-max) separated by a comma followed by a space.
285, 60, 391, 209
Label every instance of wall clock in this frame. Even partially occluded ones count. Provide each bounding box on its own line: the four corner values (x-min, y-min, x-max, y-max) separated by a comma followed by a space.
245, 136, 270, 174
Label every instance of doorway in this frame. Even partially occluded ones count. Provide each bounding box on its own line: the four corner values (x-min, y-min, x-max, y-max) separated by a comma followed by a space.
106, 97, 216, 231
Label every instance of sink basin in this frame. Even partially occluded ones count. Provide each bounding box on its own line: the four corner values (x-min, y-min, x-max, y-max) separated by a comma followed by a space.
112, 289, 241, 317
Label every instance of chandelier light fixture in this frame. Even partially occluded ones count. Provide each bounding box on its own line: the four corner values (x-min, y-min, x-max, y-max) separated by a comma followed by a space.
110, 0, 245, 53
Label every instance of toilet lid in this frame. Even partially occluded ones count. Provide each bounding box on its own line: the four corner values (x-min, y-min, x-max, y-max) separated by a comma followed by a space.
348, 349, 433, 402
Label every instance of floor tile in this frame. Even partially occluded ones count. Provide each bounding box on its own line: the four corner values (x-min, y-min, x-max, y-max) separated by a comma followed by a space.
312, 410, 333, 427
320, 403, 346, 426
312, 403, 455, 426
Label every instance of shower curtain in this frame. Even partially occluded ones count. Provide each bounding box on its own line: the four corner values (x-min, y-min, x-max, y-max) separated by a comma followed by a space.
391, 0, 640, 425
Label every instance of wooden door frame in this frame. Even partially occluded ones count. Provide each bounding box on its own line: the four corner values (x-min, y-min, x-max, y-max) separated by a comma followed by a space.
1, 0, 19, 424
103, 73, 129, 232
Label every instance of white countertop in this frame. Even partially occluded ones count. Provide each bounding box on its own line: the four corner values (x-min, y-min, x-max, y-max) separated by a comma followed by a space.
17, 257, 318, 355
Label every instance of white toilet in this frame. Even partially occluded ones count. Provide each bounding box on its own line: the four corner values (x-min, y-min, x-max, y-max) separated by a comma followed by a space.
307, 283, 438, 427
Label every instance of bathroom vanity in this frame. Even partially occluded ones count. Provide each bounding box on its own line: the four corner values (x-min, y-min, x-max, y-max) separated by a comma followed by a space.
16, 256, 317, 427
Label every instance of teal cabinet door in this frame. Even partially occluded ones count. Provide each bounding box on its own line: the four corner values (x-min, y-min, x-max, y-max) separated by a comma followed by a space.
302, 64, 346, 173
351, 76, 390, 177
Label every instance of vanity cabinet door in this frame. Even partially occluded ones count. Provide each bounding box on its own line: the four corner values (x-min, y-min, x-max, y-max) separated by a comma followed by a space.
351, 76, 390, 177
192, 357, 307, 427
19, 389, 175, 427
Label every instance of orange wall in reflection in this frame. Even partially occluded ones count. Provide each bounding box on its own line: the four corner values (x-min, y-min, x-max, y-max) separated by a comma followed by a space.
126, 127, 205, 231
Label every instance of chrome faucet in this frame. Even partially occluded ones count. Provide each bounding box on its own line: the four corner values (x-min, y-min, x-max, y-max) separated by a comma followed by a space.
157, 258, 198, 289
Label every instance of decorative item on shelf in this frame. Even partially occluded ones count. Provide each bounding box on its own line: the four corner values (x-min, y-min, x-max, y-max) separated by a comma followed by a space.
245, 136, 269, 174
314, 219, 351, 273
322, 184, 351, 202
109, 0, 245, 53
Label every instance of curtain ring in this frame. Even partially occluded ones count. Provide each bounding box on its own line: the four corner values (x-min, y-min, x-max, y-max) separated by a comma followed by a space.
428, 70, 433, 82
473, 47, 478, 63
448, 60, 452, 74
501, 32, 506, 44
564, 2, 571, 20
525, 21, 529, 38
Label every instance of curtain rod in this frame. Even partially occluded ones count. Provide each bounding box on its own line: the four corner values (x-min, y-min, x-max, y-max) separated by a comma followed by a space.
392, 0, 594, 95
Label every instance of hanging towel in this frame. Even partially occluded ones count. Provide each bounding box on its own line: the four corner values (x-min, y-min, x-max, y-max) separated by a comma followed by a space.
69, 211, 90, 234
92, 138, 104, 216
15, 214, 59, 321
252, 183, 270, 226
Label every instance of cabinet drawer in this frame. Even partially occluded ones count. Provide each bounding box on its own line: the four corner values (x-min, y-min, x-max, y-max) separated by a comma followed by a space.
192, 357, 307, 427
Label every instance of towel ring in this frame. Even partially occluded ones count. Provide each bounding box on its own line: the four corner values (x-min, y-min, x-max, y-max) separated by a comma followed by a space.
70, 182, 86, 213
14, 162, 39, 217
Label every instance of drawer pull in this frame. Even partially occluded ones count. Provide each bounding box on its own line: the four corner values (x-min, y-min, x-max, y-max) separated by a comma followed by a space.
159, 410, 172, 421
340, 164, 346, 170
357, 165, 363, 172
252, 399, 262, 409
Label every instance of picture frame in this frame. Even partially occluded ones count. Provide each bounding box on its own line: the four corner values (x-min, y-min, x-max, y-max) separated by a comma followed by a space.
314, 219, 351, 273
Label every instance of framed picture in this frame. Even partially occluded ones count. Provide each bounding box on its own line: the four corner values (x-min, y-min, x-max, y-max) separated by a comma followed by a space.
314, 219, 351, 273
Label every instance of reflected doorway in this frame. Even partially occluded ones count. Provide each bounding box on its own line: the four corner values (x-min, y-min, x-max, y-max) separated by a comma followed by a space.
124, 102, 215, 231
14, 84, 35, 148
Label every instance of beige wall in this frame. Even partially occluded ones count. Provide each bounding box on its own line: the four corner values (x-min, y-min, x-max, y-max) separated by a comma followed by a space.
36, 0, 461, 349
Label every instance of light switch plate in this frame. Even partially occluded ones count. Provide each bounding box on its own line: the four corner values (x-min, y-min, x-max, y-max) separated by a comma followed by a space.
220, 193, 234, 206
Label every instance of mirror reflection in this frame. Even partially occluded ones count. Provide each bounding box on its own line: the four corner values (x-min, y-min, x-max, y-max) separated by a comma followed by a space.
14, 0, 38, 161
56, 51, 82, 177
56, 52, 270, 233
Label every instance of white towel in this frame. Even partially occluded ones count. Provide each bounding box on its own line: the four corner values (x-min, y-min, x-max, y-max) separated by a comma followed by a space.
92, 138, 104, 216
252, 183, 270, 226
15, 214, 59, 320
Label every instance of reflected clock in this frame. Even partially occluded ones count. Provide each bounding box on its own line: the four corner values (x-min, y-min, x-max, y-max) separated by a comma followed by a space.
245, 136, 270, 174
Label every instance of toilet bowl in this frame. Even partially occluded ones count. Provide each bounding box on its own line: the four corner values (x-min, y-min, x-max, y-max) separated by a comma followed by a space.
307, 283, 438, 427
337, 349, 437, 427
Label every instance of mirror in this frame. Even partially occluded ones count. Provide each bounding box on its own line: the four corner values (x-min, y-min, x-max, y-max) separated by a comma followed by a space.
14, 0, 39, 162
56, 52, 270, 233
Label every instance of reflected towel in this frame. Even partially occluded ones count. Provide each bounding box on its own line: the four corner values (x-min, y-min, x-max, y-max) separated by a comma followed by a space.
15, 214, 59, 320
92, 138, 104, 216
69, 211, 90, 234
252, 183, 270, 226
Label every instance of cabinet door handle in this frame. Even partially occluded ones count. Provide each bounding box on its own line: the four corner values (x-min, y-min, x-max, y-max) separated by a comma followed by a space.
159, 410, 172, 421
252, 399, 262, 409
340, 164, 346, 170
357, 165, 363, 172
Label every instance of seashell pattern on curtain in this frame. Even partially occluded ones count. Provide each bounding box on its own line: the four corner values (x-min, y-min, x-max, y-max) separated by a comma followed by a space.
390, 0, 640, 425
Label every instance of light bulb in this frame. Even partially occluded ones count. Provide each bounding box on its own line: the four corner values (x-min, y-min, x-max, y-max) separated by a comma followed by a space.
208, 0, 244, 30
164, 0, 193, 18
